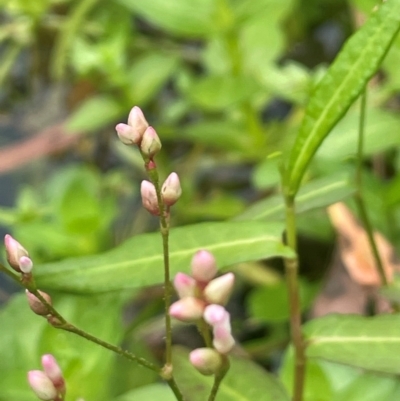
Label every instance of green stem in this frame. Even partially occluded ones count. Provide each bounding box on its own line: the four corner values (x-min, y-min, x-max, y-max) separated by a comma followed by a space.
354, 89, 388, 286
208, 357, 230, 401
26, 284, 160, 372
197, 318, 213, 348
147, 165, 173, 368
284, 195, 305, 401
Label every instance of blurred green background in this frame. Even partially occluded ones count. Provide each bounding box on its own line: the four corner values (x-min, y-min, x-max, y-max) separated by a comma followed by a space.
1, 0, 400, 400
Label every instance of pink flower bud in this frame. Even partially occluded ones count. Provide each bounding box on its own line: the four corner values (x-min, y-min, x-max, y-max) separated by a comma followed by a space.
140, 180, 159, 215
161, 172, 182, 206
213, 323, 235, 354
4, 234, 29, 273
127, 106, 149, 137
140, 126, 162, 158
173, 273, 197, 298
169, 297, 205, 322
204, 305, 235, 354
115, 123, 142, 145
27, 370, 58, 401
204, 273, 235, 305
189, 348, 222, 376
203, 304, 229, 326
41, 355, 65, 394
191, 250, 217, 283
26, 290, 52, 316
19, 256, 33, 274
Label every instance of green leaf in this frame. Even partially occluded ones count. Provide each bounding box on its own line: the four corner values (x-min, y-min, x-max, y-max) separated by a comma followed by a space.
66, 95, 123, 133
35, 221, 293, 293
304, 314, 400, 374
236, 173, 355, 221
117, 0, 215, 38
285, 0, 400, 195
174, 347, 290, 401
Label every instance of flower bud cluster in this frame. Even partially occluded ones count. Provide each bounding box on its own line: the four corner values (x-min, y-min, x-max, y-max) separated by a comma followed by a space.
4, 234, 33, 274
140, 172, 182, 215
115, 106, 161, 158
115, 106, 182, 215
169, 250, 235, 374
28, 355, 66, 401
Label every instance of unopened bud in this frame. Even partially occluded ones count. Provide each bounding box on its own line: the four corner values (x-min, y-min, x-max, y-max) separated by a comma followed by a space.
127, 106, 149, 137
203, 304, 229, 326
27, 370, 58, 401
26, 290, 52, 316
169, 297, 205, 322
41, 355, 65, 394
213, 323, 235, 354
19, 256, 33, 274
161, 172, 182, 206
173, 273, 197, 298
204, 273, 235, 305
189, 348, 223, 375
115, 123, 142, 145
4, 234, 29, 273
140, 127, 162, 158
140, 180, 159, 215
204, 305, 234, 354
191, 250, 217, 283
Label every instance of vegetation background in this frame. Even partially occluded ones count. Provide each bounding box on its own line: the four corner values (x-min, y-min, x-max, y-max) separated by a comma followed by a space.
1, 0, 400, 400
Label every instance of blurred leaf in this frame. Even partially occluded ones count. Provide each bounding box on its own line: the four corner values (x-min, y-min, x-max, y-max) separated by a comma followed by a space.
317, 109, 400, 160
117, 0, 215, 37
0, 293, 125, 401
237, 173, 356, 221
113, 384, 175, 401
51, 0, 100, 80
285, 0, 400, 195
189, 75, 259, 111
252, 158, 281, 190
35, 221, 293, 293
126, 53, 179, 106
180, 120, 252, 151
66, 95, 123, 132
304, 314, 400, 374
174, 347, 290, 401
248, 280, 319, 322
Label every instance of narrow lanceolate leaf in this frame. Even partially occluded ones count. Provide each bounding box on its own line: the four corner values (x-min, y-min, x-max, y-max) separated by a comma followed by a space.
35, 221, 292, 293
304, 314, 400, 375
285, 1, 400, 196
236, 173, 355, 221
173, 347, 290, 401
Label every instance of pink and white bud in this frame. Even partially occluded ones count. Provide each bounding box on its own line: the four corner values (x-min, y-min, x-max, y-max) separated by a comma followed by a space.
140, 126, 162, 158
169, 297, 205, 322
4, 234, 29, 273
203, 304, 229, 326
115, 123, 142, 145
204, 273, 235, 305
189, 348, 223, 376
191, 250, 218, 283
173, 273, 197, 299
26, 290, 52, 316
161, 172, 182, 206
127, 106, 149, 137
41, 355, 65, 394
213, 323, 235, 354
27, 370, 58, 401
140, 180, 159, 215
19, 256, 33, 274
